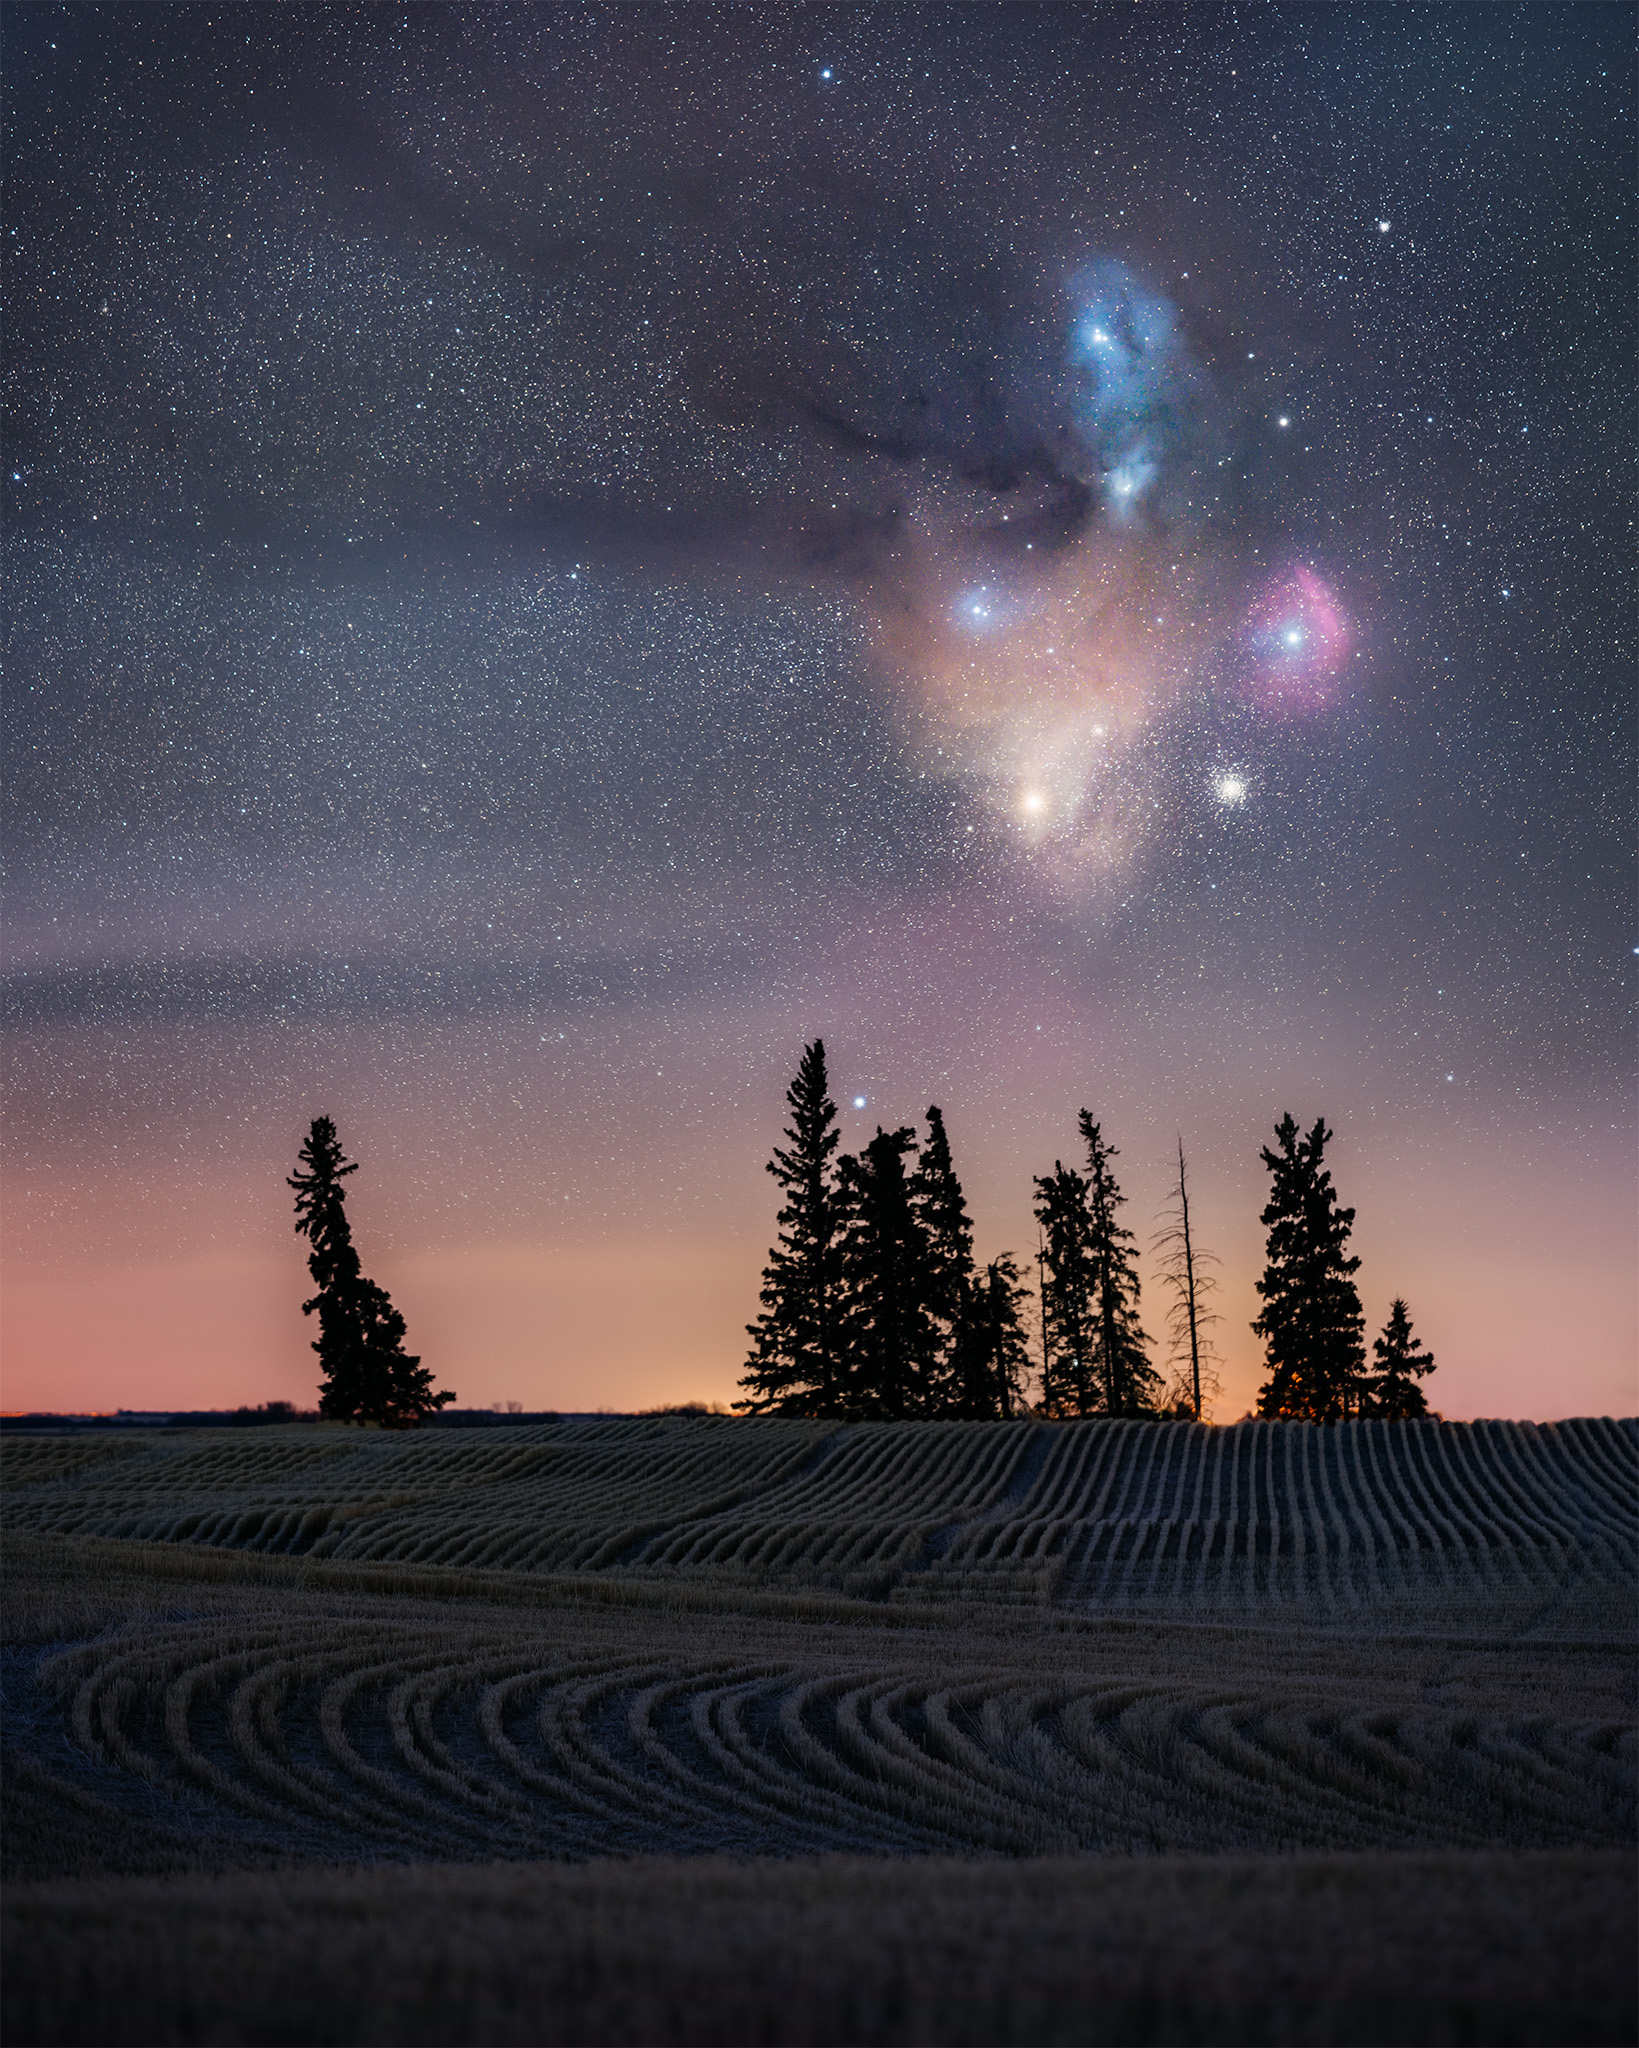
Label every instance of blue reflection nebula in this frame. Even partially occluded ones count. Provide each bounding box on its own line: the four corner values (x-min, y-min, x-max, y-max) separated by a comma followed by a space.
1067, 261, 1190, 523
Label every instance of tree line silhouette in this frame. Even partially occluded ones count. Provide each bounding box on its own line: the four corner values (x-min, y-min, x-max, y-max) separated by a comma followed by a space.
288, 1050, 1435, 1427
738, 1041, 1436, 1424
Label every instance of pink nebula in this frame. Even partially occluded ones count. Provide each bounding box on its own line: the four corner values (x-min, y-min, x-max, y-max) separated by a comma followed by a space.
1243, 566, 1351, 708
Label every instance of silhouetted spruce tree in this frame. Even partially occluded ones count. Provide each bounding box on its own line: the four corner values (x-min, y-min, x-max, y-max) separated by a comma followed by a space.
288, 1118, 454, 1427
1033, 1161, 1101, 1415
909, 1103, 976, 1409
1252, 1114, 1366, 1421
947, 1255, 1033, 1418
836, 1126, 942, 1418
1366, 1298, 1436, 1419
1078, 1113, 1161, 1417
737, 1040, 846, 1415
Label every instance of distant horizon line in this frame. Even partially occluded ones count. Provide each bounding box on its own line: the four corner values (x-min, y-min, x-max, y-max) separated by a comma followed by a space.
3, 1407, 1631, 1428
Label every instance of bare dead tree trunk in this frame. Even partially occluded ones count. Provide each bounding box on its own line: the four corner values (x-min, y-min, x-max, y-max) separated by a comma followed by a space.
1176, 1137, 1202, 1420
1151, 1137, 1220, 1422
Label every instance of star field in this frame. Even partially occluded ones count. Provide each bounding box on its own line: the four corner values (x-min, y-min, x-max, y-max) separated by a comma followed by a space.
3, 5, 1633, 1418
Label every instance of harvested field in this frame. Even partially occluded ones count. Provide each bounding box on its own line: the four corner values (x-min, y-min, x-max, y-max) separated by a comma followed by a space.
5, 1415, 1633, 1628
6, 1578, 1632, 1867
3, 1418, 1634, 2045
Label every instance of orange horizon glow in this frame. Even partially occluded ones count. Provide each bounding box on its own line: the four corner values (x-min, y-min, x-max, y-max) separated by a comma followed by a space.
6, 1187, 1634, 1426
6, 939, 1634, 1429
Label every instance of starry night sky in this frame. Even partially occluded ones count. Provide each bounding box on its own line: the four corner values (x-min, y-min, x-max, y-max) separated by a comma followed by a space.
4, 4, 1633, 1419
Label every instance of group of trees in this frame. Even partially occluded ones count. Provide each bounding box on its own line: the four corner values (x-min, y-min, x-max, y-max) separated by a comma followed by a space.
1252, 1114, 1436, 1421
739, 1045, 1437, 1425
738, 1042, 1031, 1418
285, 1059, 1435, 1431
1033, 1117, 1164, 1418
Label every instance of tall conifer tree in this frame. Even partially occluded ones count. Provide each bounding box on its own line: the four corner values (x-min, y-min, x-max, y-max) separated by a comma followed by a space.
289, 1118, 453, 1426
836, 1125, 942, 1418
1035, 1119, 1158, 1417
910, 1103, 976, 1409
1033, 1161, 1101, 1415
948, 1255, 1033, 1418
738, 1040, 845, 1415
1366, 1298, 1436, 1419
1252, 1114, 1366, 1420
1078, 1113, 1160, 1417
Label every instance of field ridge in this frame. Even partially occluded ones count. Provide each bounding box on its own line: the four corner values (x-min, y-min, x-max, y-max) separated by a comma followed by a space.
5, 1417, 1632, 1632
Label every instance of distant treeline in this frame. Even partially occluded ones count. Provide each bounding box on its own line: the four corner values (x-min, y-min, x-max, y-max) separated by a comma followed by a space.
0, 1404, 317, 1434
739, 1041, 1436, 1426
0, 1406, 571, 1434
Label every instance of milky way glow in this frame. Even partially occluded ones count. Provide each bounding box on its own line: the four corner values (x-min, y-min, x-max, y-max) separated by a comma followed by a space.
850, 257, 1245, 896
880, 521, 1353, 890
870, 529, 1199, 896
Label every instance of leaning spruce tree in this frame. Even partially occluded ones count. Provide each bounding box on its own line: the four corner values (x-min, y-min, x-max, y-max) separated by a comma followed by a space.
289, 1118, 454, 1427
1252, 1114, 1366, 1421
738, 1040, 845, 1415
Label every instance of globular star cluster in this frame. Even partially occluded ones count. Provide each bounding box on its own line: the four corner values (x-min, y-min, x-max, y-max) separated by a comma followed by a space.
2, 5, 1633, 1415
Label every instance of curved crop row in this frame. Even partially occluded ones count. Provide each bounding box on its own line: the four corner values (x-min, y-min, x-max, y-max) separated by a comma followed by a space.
34, 1616, 1635, 1864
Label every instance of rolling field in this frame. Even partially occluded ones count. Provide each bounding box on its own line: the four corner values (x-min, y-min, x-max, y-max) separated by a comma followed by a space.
6, 1414, 1633, 1625
4, 1416, 1635, 2045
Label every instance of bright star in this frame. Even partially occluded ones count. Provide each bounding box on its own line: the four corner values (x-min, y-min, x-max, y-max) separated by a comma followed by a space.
1277, 416, 1290, 428
852, 1095, 866, 1109
1019, 788, 1047, 817
1377, 218, 1391, 232
1283, 626, 1304, 648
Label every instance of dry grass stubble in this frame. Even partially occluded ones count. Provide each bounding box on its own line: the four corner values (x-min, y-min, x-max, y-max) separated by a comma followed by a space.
4, 1849, 1632, 2048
